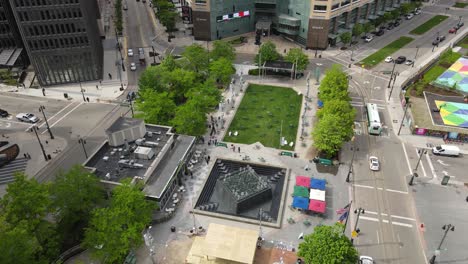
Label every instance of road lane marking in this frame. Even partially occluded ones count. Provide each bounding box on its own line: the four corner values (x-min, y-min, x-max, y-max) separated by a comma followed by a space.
354, 184, 375, 189
360, 216, 379, 222
426, 155, 437, 180
392, 221, 413, 228
354, 184, 408, 194
414, 149, 428, 177
37, 101, 75, 129
0, 94, 47, 103
385, 188, 408, 194
391, 215, 416, 221
41, 102, 83, 134
376, 230, 380, 244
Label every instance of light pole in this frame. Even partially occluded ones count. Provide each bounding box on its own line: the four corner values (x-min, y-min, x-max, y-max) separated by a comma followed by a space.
30, 125, 49, 161
413, 46, 420, 68
388, 71, 399, 101
397, 103, 411, 135
39, 105, 54, 139
414, 148, 427, 172
429, 224, 455, 264
78, 137, 88, 159
79, 81, 86, 102
342, 200, 353, 234
351, 207, 365, 243
387, 61, 397, 88
346, 137, 358, 183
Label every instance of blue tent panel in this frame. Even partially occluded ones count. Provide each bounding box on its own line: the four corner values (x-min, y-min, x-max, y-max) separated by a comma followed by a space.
310, 178, 326, 190
292, 196, 309, 210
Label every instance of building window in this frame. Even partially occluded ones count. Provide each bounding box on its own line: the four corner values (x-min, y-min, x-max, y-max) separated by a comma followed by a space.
332, 3, 340, 10
314, 5, 327, 12
341, 0, 351, 7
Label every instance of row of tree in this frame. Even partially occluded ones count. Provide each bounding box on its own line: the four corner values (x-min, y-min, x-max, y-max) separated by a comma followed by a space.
114, 0, 123, 35
313, 65, 356, 158
339, 1, 423, 46
136, 41, 236, 136
0, 166, 153, 264
255, 41, 309, 71
153, 0, 177, 32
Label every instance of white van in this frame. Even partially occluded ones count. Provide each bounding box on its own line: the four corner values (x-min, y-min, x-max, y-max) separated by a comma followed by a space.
432, 145, 460, 157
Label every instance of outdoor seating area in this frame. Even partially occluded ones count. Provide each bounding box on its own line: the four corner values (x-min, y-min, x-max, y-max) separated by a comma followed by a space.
292, 176, 327, 214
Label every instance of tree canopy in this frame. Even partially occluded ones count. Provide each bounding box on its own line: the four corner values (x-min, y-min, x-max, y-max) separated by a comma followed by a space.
285, 48, 309, 72
318, 65, 350, 102
352, 24, 363, 38
210, 57, 236, 86
181, 44, 210, 74
340, 32, 352, 46
211, 40, 236, 62
136, 90, 176, 125
298, 223, 358, 264
255, 41, 281, 65
171, 100, 208, 136
84, 180, 153, 264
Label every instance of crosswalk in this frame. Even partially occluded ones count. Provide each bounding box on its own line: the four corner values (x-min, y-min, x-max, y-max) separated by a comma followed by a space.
0, 158, 28, 185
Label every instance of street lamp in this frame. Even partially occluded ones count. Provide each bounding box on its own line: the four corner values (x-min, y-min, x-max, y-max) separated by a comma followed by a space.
397, 103, 411, 135
39, 105, 54, 139
413, 46, 420, 68
388, 71, 399, 101
30, 125, 49, 161
351, 207, 365, 243
429, 224, 455, 264
387, 61, 397, 88
414, 148, 428, 172
79, 81, 86, 102
346, 137, 358, 183
78, 137, 88, 159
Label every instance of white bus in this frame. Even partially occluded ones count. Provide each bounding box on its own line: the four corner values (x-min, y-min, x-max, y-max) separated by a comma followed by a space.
366, 103, 382, 135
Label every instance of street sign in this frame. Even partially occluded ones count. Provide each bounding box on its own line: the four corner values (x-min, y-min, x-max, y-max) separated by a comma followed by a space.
441, 175, 450, 186
352, 230, 358, 238
319, 158, 332, 165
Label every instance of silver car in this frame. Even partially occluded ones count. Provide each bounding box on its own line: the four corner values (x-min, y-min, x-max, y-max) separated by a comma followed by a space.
369, 156, 380, 171
16, 113, 39, 123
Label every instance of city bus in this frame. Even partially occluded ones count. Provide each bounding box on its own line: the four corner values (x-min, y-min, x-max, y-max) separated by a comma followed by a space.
366, 103, 382, 135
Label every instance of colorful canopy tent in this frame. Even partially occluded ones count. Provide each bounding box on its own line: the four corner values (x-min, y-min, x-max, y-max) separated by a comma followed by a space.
292, 196, 309, 210
309, 189, 326, 201
295, 175, 311, 187
310, 178, 326, 190
433, 57, 468, 93
293, 186, 309, 198
309, 199, 326, 213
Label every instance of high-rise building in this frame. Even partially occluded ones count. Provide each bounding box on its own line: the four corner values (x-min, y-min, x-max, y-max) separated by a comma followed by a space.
189, 0, 404, 49
0, 0, 28, 69
2, 0, 103, 86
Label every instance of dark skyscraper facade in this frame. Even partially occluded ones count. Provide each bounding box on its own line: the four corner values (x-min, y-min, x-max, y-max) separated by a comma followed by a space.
4, 0, 103, 86
0, 0, 28, 68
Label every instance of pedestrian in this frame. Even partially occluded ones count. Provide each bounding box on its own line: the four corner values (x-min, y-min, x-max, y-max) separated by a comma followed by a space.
45, 140, 48, 145
214, 139, 218, 145
27, 153, 31, 159
96, 85, 99, 90
238, 147, 240, 153
207, 155, 211, 163
42, 88, 46, 96
205, 156, 209, 164
108, 73, 112, 79
23, 153, 27, 159
284, 48, 286, 53
232, 145, 236, 152
86, 97, 90, 103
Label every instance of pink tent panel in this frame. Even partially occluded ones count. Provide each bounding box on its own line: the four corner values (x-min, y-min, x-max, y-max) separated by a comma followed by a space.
295, 175, 311, 187
308, 199, 326, 213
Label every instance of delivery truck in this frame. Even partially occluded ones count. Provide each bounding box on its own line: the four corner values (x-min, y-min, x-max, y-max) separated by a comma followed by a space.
432, 145, 460, 157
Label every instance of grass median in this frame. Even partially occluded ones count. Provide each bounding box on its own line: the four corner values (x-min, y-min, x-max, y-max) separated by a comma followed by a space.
223, 84, 302, 150
410, 15, 449, 35
360, 36, 414, 68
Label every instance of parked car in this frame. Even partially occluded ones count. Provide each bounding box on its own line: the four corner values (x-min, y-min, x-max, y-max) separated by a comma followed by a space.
432, 39, 440, 46
405, 13, 414, 20
375, 29, 385, 36
130, 62, 137, 71
385, 56, 393, 63
455, 22, 464, 29
405, 59, 414, 66
449, 27, 457, 33
393, 21, 401, 27
395, 56, 407, 64
414, 9, 421, 15
16, 113, 39, 123
386, 24, 394, 30
0, 109, 9, 118
138, 47, 144, 55
123, 3, 128, 10
360, 256, 374, 264
128, 49, 133, 57
365, 35, 373, 42
369, 156, 380, 171
432, 145, 460, 157
437, 35, 446, 42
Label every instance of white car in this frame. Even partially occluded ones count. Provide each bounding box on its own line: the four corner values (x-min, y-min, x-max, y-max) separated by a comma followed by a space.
16, 113, 39, 123
130, 62, 137, 71
364, 35, 373, 43
360, 256, 374, 264
405, 59, 414, 65
385, 56, 393, 63
369, 156, 380, 171
128, 49, 133, 57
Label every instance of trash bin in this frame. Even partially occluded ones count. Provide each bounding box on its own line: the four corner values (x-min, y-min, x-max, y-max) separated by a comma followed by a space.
170, 226, 176, 232
64, 93, 68, 99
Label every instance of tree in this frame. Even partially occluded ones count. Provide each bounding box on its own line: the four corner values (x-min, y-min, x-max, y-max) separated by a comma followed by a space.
159, 10, 177, 32
0, 218, 41, 264
363, 22, 374, 35
138, 65, 170, 93
171, 101, 207, 136
400, 3, 412, 15
390, 9, 401, 21
298, 223, 358, 264
84, 180, 153, 264
210, 40, 236, 62
181, 44, 210, 74
136, 90, 177, 125
352, 24, 364, 40
285, 48, 309, 72
373, 16, 385, 27
50, 165, 103, 244
339, 32, 352, 47
382, 12, 393, 24
166, 68, 198, 104
317, 100, 356, 123
186, 81, 222, 113
313, 114, 352, 157
255, 41, 280, 65
318, 65, 350, 102
209, 57, 236, 86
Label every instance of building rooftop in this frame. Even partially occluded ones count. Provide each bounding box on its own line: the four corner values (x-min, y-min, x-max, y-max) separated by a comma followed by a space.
105, 117, 144, 134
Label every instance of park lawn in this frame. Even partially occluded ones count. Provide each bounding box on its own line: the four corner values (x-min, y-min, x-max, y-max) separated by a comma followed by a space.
423, 65, 446, 82
360, 36, 414, 67
453, 2, 468, 8
410, 15, 449, 35
223, 84, 302, 150
459, 36, 468, 49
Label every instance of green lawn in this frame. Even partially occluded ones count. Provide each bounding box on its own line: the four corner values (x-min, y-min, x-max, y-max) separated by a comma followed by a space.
410, 15, 449, 35
423, 65, 446, 82
453, 2, 468, 8
459, 36, 468, 49
360, 36, 414, 67
223, 84, 302, 150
